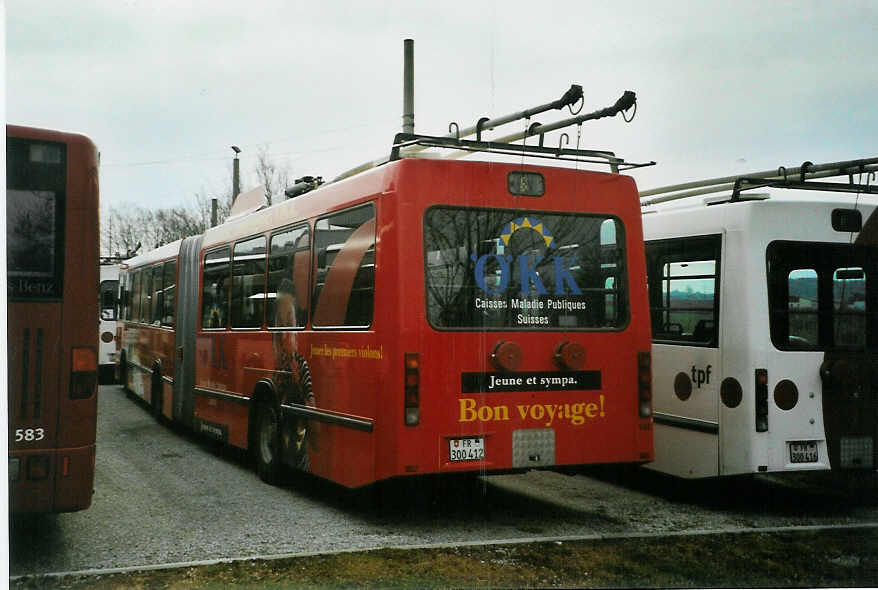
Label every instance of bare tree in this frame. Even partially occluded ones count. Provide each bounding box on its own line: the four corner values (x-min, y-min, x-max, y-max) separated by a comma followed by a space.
100, 148, 296, 258
253, 144, 292, 206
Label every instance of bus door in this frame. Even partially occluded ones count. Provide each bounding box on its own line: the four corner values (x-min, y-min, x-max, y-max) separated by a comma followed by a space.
647, 235, 722, 477
767, 238, 878, 472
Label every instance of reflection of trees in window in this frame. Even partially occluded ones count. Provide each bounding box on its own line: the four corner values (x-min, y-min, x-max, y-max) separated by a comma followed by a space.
424, 207, 625, 329
7, 190, 56, 276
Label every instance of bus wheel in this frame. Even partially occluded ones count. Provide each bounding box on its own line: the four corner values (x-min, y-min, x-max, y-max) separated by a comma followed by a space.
151, 371, 163, 421
256, 403, 282, 485
119, 354, 129, 395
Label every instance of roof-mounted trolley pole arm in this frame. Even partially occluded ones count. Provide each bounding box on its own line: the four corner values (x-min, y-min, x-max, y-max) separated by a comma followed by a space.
640, 156, 878, 206
407, 84, 585, 151
441, 90, 641, 162
331, 84, 585, 183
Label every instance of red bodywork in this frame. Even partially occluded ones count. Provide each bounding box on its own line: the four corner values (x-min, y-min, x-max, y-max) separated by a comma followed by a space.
7, 125, 100, 512
124, 158, 653, 488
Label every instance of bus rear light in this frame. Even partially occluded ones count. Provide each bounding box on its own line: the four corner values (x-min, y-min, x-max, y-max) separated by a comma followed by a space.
553, 341, 585, 371
755, 369, 769, 432
70, 347, 98, 399
637, 351, 652, 418
101, 331, 114, 343
72, 347, 97, 372
491, 341, 522, 372
404, 352, 420, 426
774, 379, 799, 411
27, 455, 50, 480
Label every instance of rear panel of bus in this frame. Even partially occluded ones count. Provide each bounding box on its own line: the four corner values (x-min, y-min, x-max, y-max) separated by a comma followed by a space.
644, 198, 878, 478
379, 159, 653, 482
7, 127, 99, 512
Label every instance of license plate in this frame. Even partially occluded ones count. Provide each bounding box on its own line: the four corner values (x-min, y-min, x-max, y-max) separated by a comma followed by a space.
789, 441, 818, 463
449, 437, 485, 462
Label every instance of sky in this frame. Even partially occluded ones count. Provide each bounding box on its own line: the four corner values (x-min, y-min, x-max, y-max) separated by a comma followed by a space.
6, 0, 878, 214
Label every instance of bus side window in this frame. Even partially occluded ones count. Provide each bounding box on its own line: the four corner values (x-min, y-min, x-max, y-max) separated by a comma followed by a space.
140, 266, 153, 324
162, 260, 177, 327
151, 263, 164, 326
118, 273, 128, 321
645, 235, 721, 347
312, 204, 376, 328
268, 224, 310, 328
231, 236, 267, 329
131, 270, 142, 323
100, 279, 118, 320
202, 247, 231, 329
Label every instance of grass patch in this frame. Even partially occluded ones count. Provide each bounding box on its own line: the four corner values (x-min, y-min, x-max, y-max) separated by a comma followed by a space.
12, 528, 878, 589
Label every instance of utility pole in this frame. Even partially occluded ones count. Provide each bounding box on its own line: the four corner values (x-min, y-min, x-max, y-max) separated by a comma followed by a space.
231, 145, 241, 201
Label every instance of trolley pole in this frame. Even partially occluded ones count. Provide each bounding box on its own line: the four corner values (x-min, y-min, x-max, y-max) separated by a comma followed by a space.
231, 145, 241, 201
403, 39, 414, 134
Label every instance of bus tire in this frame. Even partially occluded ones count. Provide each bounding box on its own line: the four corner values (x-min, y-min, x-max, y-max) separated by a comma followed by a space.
151, 370, 163, 421
119, 353, 129, 394
256, 403, 282, 485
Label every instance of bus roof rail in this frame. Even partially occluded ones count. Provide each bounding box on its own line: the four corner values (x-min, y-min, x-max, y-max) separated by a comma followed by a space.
730, 176, 878, 201
389, 133, 654, 172
640, 156, 878, 207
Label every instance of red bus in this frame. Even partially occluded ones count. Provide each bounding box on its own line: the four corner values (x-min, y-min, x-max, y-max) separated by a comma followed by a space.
118, 133, 654, 488
7, 125, 100, 512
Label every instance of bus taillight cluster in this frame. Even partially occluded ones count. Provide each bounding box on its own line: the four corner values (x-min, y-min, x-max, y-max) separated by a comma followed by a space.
638, 351, 652, 418
404, 353, 420, 426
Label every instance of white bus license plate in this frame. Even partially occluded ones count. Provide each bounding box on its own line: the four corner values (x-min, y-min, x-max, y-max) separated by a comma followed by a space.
449, 438, 485, 462
789, 441, 818, 463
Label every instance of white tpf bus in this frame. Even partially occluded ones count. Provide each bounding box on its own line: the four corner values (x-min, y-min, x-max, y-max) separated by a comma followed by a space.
640, 157, 878, 478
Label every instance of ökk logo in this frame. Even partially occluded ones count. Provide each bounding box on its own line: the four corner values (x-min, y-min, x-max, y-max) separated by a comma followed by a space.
471, 216, 582, 296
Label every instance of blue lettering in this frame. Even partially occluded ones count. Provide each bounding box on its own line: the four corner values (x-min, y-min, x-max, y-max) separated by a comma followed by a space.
519, 255, 548, 295
471, 254, 511, 294
553, 256, 582, 295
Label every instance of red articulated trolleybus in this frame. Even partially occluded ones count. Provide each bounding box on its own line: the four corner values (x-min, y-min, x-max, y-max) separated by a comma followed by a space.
118, 88, 656, 487
7, 125, 100, 513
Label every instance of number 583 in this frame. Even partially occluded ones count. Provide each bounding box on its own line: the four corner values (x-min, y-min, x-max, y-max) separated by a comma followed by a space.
15, 428, 45, 442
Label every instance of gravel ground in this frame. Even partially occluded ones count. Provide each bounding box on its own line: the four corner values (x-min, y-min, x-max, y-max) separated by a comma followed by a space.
10, 385, 878, 577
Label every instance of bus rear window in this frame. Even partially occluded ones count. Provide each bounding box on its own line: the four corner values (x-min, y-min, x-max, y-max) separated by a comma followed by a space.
768, 240, 877, 351
424, 206, 627, 330
6, 138, 66, 299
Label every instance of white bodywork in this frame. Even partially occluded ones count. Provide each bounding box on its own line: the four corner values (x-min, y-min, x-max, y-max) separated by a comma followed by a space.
642, 193, 876, 477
